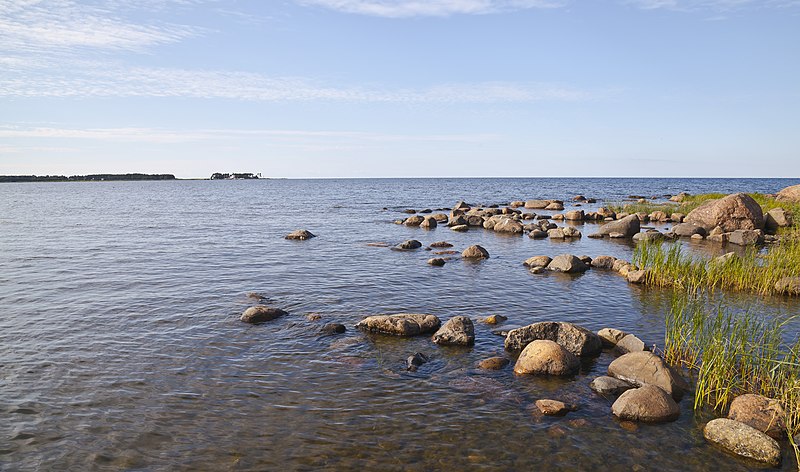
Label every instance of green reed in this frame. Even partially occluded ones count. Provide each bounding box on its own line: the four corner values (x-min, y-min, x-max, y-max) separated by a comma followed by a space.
663, 291, 800, 465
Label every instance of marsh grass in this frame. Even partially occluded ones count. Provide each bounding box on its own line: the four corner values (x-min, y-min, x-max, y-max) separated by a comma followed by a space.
663, 292, 800, 465
607, 201, 680, 215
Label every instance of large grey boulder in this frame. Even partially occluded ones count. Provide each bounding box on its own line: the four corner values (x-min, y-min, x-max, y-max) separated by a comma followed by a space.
612, 385, 680, 423
355, 313, 441, 336
505, 321, 602, 357
727, 394, 787, 439
607, 351, 689, 400
513, 340, 580, 376
597, 214, 640, 238
777, 184, 800, 203
684, 193, 764, 232
547, 254, 589, 273
703, 418, 781, 467
432, 316, 475, 346
241, 305, 288, 323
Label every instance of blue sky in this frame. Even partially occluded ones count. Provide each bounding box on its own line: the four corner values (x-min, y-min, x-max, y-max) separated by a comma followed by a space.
1, 0, 798, 178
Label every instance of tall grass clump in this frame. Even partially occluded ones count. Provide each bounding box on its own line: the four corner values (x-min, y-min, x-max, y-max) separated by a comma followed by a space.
664, 292, 800, 464
633, 239, 800, 296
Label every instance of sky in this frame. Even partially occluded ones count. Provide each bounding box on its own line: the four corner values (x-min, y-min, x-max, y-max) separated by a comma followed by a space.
1, 0, 798, 178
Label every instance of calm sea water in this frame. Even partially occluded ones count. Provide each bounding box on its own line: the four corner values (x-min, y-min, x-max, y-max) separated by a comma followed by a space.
1, 178, 799, 471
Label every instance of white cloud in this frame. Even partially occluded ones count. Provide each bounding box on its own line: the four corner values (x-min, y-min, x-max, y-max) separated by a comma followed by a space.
0, 58, 590, 103
625, 0, 799, 11
0, 0, 200, 55
296, 0, 565, 17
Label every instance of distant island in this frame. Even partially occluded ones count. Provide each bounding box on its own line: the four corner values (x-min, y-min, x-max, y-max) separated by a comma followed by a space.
210, 173, 261, 180
0, 173, 176, 183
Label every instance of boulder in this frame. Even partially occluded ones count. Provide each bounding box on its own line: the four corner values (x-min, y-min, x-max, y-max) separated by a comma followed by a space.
396, 239, 422, 250
775, 276, 800, 295
285, 229, 316, 240
703, 418, 781, 467
529, 229, 548, 239
548, 228, 566, 239
430, 241, 453, 248
432, 316, 475, 346
597, 207, 616, 219
525, 199, 559, 209
466, 215, 485, 227
241, 305, 288, 323
613, 334, 647, 355
728, 229, 763, 246
670, 223, 707, 238
607, 352, 689, 400
649, 210, 668, 222
505, 321, 602, 357
404, 215, 424, 226
590, 376, 634, 396
611, 385, 680, 423
626, 270, 649, 284
671, 212, 685, 223
563, 226, 582, 238
448, 215, 467, 227
547, 254, 589, 273
776, 184, 800, 203
632, 231, 663, 242
597, 215, 640, 238
764, 208, 792, 233
727, 394, 787, 439
510, 200, 525, 208
450, 225, 469, 232
591, 255, 617, 270
431, 213, 449, 224
513, 340, 580, 376
453, 200, 471, 210
535, 399, 577, 416
477, 357, 509, 370
427, 258, 446, 267
567, 210, 585, 221
597, 328, 627, 348
462, 245, 489, 259
419, 216, 438, 229
545, 202, 564, 211
573, 195, 587, 202
493, 218, 524, 234
355, 313, 441, 336
523, 256, 552, 268
684, 193, 764, 232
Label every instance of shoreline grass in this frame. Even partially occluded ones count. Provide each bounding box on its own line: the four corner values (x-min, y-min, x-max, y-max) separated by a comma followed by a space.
661, 291, 799, 465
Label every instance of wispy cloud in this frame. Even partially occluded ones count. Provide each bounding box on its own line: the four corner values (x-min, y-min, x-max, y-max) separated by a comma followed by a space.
625, 0, 800, 11
296, 0, 566, 17
0, 0, 200, 55
0, 58, 590, 103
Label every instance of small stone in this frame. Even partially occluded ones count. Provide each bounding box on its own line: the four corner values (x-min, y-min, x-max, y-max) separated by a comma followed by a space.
427, 258, 446, 267
396, 239, 422, 250
285, 229, 316, 240
406, 352, 429, 371
535, 399, 576, 416
597, 328, 627, 348
430, 241, 453, 248
477, 357, 509, 370
321, 323, 346, 335
483, 314, 508, 325
306, 313, 322, 321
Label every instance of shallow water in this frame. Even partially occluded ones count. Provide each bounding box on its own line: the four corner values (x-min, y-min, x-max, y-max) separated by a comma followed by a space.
1, 178, 799, 471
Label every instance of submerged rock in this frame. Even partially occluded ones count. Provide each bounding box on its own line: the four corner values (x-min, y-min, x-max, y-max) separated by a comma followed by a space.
483, 314, 508, 325
285, 229, 316, 240
432, 316, 475, 346
241, 305, 288, 324
396, 239, 422, 250
703, 418, 781, 467
535, 399, 577, 416
477, 356, 510, 370
607, 352, 689, 400
430, 241, 454, 248
355, 313, 441, 336
427, 258, 446, 267
321, 323, 346, 335
406, 352, 429, 372
612, 385, 680, 423
505, 321, 602, 357
514, 340, 580, 376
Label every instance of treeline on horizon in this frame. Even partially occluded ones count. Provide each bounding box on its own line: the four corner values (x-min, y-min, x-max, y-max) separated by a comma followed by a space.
0, 174, 177, 183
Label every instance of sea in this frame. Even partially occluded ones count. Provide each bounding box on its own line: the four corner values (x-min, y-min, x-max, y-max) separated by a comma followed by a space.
1, 177, 799, 471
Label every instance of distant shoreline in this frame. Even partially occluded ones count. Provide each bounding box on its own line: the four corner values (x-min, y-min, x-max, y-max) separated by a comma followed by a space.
0, 173, 272, 183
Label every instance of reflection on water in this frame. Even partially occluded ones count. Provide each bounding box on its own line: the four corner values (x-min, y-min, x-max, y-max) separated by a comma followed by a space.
1, 178, 798, 470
